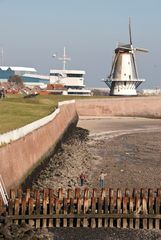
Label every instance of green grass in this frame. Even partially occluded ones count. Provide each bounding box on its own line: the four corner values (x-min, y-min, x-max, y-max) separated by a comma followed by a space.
0, 94, 105, 134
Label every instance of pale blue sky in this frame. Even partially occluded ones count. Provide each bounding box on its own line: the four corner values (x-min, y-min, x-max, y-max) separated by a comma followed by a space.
0, 0, 161, 88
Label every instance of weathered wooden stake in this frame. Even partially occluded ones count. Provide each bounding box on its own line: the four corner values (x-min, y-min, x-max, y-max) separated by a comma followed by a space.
91, 197, 96, 228
142, 196, 148, 229
98, 197, 103, 228
123, 197, 128, 228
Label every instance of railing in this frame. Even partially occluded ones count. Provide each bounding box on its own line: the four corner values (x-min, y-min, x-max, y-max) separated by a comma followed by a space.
0, 188, 161, 229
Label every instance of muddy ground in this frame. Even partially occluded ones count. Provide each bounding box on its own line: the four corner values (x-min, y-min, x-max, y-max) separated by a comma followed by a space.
2, 117, 161, 239
1, 223, 161, 240
31, 117, 161, 190
21, 117, 161, 240
30, 128, 161, 190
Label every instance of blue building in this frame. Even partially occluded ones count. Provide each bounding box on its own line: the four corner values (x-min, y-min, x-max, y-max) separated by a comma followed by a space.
0, 66, 49, 88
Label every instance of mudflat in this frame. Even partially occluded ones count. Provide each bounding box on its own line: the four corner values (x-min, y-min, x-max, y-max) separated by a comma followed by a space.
77, 117, 161, 189
28, 116, 161, 240
31, 116, 161, 190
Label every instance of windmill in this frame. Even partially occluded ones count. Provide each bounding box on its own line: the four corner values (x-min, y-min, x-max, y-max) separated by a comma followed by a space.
105, 19, 148, 96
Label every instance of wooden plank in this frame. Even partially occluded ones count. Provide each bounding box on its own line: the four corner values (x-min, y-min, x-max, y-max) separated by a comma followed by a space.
129, 196, 134, 229
117, 197, 121, 228
76, 198, 81, 227
75, 188, 81, 199
142, 197, 148, 229
117, 189, 122, 228
125, 189, 130, 198
155, 196, 160, 230
133, 188, 137, 199
148, 189, 153, 198
117, 189, 122, 199
109, 197, 114, 227
58, 188, 63, 200
84, 188, 89, 198
43, 190, 48, 228
123, 197, 128, 228
14, 198, 19, 225
104, 197, 109, 228
35, 190, 41, 228
44, 189, 49, 202
63, 198, 68, 227
101, 189, 106, 200
8, 199, 14, 225
26, 189, 30, 202
49, 190, 54, 228
83, 198, 89, 227
91, 197, 96, 228
10, 189, 16, 200
141, 188, 147, 199
148, 191, 154, 229
110, 189, 114, 199
67, 189, 72, 200
3, 187, 161, 230
69, 198, 74, 227
98, 197, 103, 228
92, 188, 97, 198
135, 197, 140, 229
17, 188, 22, 203
55, 199, 60, 227
21, 198, 26, 224
29, 198, 35, 227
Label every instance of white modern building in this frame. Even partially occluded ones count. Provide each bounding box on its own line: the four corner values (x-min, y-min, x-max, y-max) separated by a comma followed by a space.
50, 47, 91, 96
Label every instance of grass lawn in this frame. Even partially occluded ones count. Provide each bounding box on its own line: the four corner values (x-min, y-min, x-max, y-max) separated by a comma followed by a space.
0, 94, 78, 134
0, 94, 106, 134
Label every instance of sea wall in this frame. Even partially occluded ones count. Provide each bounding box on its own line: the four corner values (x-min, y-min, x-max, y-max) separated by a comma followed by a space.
76, 96, 161, 118
0, 100, 78, 191
1, 96, 161, 191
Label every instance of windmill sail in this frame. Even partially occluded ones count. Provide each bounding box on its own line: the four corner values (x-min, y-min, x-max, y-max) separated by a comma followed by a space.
129, 17, 132, 45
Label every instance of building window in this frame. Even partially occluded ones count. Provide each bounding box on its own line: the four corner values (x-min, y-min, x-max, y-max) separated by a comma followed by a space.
50, 73, 62, 77
66, 74, 83, 78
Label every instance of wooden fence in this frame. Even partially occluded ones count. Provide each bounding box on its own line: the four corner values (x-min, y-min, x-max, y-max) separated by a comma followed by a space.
0, 188, 161, 229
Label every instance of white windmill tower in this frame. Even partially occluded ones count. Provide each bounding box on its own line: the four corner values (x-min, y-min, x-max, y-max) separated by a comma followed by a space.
105, 19, 148, 96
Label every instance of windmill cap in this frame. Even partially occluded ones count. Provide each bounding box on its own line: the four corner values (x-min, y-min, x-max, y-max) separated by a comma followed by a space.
115, 43, 148, 53
115, 44, 132, 53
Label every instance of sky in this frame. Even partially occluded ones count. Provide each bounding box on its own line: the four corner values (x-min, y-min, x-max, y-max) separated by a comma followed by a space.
0, 0, 161, 89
